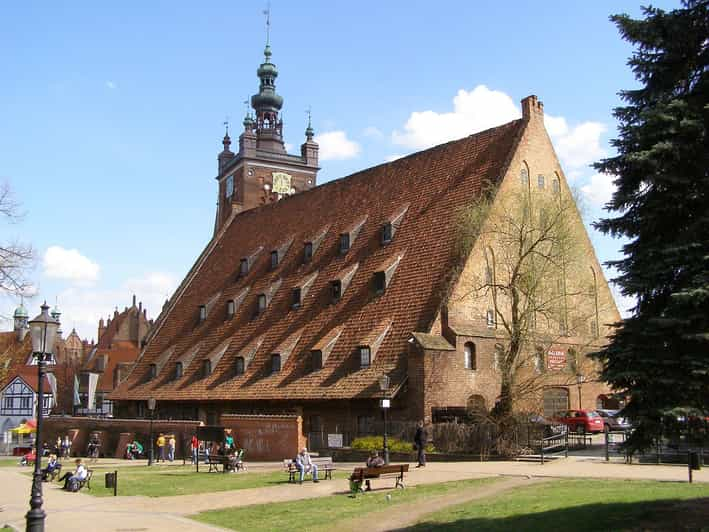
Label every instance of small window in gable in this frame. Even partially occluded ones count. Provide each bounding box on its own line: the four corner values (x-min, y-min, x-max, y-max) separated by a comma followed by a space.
464, 342, 476, 370
339, 233, 350, 254
537, 174, 545, 189
303, 242, 313, 263
270, 250, 279, 270
202, 359, 212, 377
311, 350, 323, 371
271, 354, 281, 373
226, 299, 236, 319
291, 287, 302, 309
235, 356, 245, 376
331, 280, 342, 303
149, 364, 157, 380
175, 362, 183, 379
359, 346, 371, 368
486, 309, 496, 328
199, 305, 207, 323
239, 258, 249, 277
381, 223, 393, 245
552, 177, 560, 193
520, 166, 530, 185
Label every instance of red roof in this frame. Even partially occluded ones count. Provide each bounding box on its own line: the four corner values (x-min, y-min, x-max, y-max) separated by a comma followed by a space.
111, 119, 524, 402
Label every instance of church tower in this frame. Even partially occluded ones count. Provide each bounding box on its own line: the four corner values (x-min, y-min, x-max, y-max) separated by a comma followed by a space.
214, 25, 319, 234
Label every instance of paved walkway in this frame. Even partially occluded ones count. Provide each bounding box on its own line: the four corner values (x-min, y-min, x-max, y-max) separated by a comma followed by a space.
1, 456, 706, 531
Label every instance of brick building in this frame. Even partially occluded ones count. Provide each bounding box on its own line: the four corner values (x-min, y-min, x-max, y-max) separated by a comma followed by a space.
111, 40, 619, 447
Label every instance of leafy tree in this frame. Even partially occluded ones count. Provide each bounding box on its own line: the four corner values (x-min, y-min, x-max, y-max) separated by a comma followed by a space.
593, 1, 709, 450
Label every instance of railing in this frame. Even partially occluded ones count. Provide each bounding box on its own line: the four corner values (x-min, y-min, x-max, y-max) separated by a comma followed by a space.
539, 431, 568, 464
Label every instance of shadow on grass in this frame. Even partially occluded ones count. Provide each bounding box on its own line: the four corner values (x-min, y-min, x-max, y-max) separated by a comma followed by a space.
399, 498, 709, 532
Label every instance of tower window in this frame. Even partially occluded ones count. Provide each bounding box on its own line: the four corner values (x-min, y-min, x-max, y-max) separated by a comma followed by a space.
486, 309, 496, 328
239, 258, 249, 277
304, 242, 313, 263
381, 223, 393, 245
271, 354, 281, 373
311, 350, 323, 371
225, 175, 234, 198
291, 287, 302, 309
464, 342, 476, 370
374, 271, 386, 294
270, 250, 279, 270
537, 174, 545, 189
339, 233, 350, 254
202, 359, 212, 377
226, 299, 235, 319
330, 280, 342, 303
175, 362, 183, 379
199, 305, 207, 323
359, 346, 371, 368
235, 357, 245, 376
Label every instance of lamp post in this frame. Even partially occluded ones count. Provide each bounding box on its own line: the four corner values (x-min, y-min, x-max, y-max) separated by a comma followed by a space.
26, 302, 59, 532
147, 398, 156, 466
378, 374, 391, 465
575, 373, 585, 409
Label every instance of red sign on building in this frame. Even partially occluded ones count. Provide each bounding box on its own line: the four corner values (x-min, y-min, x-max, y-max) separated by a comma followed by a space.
547, 349, 566, 370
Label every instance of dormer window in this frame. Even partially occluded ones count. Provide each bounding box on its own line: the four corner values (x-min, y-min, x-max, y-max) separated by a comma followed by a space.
271, 354, 281, 373
373, 254, 403, 296
374, 271, 386, 294
235, 357, 245, 376
256, 294, 267, 316
291, 287, 302, 309
381, 223, 393, 245
199, 305, 207, 323
149, 364, 157, 380
339, 233, 350, 254
331, 280, 342, 303
226, 299, 236, 319
311, 350, 323, 371
270, 250, 279, 270
175, 362, 183, 379
359, 346, 372, 368
202, 359, 212, 378
304, 242, 313, 262
239, 258, 249, 277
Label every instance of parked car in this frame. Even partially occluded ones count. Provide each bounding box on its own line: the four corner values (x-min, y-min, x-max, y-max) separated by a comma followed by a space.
553, 410, 605, 434
528, 414, 567, 437
595, 409, 631, 432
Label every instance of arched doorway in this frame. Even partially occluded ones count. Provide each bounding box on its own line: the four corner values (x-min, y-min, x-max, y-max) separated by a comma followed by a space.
543, 387, 569, 417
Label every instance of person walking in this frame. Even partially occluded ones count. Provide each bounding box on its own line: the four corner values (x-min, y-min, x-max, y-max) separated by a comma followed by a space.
167, 434, 176, 462
62, 435, 71, 458
190, 434, 199, 464
414, 420, 427, 468
156, 433, 166, 462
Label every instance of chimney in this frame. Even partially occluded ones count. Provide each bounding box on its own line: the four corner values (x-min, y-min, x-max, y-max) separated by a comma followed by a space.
521, 95, 544, 122
132, 294, 137, 307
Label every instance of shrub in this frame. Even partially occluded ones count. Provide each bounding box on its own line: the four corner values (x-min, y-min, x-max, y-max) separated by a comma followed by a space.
351, 436, 434, 453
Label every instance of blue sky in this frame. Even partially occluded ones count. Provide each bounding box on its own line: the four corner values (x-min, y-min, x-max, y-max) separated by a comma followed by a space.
0, 1, 677, 339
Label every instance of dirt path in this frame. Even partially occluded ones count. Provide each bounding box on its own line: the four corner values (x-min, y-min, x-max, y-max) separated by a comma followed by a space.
337, 476, 548, 532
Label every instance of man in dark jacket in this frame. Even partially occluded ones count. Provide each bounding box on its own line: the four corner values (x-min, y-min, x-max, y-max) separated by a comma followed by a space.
414, 421, 426, 467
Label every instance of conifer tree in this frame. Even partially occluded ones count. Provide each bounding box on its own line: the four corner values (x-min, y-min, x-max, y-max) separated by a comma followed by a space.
594, 1, 709, 449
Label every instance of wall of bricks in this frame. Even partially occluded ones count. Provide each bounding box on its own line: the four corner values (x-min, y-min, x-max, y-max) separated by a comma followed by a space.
220, 414, 305, 460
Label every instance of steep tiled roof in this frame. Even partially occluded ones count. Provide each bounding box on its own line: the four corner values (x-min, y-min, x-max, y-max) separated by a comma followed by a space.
111, 119, 524, 402
83, 341, 141, 392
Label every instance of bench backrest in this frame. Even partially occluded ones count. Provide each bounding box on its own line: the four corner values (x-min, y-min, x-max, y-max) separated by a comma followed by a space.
311, 457, 333, 466
352, 463, 408, 479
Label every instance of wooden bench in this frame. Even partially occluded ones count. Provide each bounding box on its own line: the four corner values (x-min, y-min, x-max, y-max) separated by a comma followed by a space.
350, 464, 408, 490
207, 455, 230, 473
283, 457, 336, 482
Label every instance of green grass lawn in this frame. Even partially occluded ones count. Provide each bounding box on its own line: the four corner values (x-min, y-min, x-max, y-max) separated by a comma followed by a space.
408, 479, 709, 531
192, 477, 500, 532
70, 464, 349, 497
0, 457, 21, 467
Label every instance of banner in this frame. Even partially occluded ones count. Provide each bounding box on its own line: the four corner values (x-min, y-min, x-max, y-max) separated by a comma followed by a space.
73, 375, 81, 406
87, 372, 99, 410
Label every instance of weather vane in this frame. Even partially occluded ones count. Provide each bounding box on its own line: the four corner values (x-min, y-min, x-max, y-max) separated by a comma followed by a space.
223, 116, 230, 135
306, 106, 312, 126
263, 2, 271, 45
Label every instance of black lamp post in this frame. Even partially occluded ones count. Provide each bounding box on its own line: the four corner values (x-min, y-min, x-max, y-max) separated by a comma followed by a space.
26, 302, 59, 532
147, 397, 156, 466
378, 374, 391, 465
576, 373, 585, 409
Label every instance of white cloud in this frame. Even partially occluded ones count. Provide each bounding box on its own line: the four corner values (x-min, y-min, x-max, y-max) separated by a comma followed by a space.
581, 173, 616, 207
314, 130, 361, 161
105, 81, 116, 90
363, 126, 384, 139
392, 85, 521, 150
608, 280, 636, 319
284, 142, 294, 152
545, 115, 606, 171
43, 246, 100, 285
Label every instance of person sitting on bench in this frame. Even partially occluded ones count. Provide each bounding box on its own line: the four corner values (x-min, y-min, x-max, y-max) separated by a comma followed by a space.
364, 450, 385, 491
41, 454, 61, 481
295, 447, 319, 483
58, 458, 88, 490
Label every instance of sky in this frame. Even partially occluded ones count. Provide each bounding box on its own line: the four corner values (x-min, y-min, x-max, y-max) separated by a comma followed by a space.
0, 1, 678, 340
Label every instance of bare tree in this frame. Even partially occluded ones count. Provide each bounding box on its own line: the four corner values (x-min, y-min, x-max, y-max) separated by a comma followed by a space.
0, 182, 34, 296
455, 184, 601, 424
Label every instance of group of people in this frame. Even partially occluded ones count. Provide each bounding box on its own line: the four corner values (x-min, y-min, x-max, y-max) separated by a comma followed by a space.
154, 433, 176, 462
125, 439, 144, 459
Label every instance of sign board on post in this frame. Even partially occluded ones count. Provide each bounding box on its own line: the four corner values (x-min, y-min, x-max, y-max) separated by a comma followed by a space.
547, 349, 567, 371
327, 433, 343, 448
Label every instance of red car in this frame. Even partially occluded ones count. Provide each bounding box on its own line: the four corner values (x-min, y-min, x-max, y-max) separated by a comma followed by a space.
554, 410, 605, 434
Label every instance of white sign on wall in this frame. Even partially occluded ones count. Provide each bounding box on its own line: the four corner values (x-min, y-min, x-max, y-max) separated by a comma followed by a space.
327, 433, 343, 448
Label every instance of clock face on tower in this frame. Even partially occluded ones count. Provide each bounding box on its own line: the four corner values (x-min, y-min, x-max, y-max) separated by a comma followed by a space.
272, 172, 292, 195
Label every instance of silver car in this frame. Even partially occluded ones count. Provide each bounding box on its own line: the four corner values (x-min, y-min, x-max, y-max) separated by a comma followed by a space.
596, 409, 631, 432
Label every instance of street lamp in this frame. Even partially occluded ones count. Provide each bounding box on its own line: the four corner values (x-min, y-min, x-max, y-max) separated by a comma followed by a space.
26, 302, 59, 532
378, 374, 391, 465
576, 373, 585, 409
147, 397, 156, 466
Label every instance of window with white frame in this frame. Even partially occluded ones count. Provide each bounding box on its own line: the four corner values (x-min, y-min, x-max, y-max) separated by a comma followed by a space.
464, 342, 476, 370
486, 309, 496, 328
